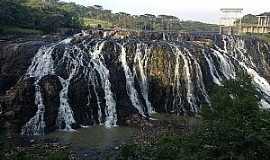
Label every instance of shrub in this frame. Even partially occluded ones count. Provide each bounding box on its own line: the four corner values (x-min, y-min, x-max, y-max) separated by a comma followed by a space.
118, 75, 270, 160
47, 152, 69, 160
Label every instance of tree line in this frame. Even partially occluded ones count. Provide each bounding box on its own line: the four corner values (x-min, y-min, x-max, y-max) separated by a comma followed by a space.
0, 0, 219, 35
0, 0, 84, 34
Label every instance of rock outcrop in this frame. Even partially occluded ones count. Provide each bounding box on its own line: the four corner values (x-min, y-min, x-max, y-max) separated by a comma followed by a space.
1, 31, 270, 135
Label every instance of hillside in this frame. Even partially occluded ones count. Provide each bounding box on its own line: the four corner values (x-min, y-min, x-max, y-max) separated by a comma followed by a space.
0, 0, 219, 36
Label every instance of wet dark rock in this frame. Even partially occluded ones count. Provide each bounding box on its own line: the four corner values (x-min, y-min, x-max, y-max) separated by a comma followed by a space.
1, 78, 36, 133
0, 41, 44, 96
3, 111, 15, 120
1, 32, 270, 135
102, 41, 139, 124
39, 75, 62, 133
69, 77, 96, 126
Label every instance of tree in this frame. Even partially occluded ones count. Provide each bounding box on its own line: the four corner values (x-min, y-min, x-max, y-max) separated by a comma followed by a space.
195, 75, 270, 160
0, 0, 34, 27
118, 75, 270, 160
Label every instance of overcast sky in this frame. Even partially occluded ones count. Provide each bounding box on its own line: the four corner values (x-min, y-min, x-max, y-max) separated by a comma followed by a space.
62, 0, 270, 24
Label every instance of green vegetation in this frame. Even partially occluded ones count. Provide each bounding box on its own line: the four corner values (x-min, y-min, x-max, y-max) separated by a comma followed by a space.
82, 18, 112, 29
0, 0, 219, 36
239, 12, 270, 25
0, 0, 82, 35
0, 141, 70, 160
118, 75, 270, 160
12, 151, 69, 160
235, 14, 258, 25
241, 14, 258, 24
180, 21, 219, 32
46, 152, 69, 160
241, 33, 270, 44
253, 33, 270, 43
0, 128, 69, 160
0, 25, 43, 35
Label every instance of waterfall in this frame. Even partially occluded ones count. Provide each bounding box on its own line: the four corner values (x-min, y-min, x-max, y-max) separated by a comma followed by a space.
218, 35, 270, 109
21, 84, 46, 135
21, 38, 121, 135
70, 41, 118, 127
134, 43, 153, 114
185, 48, 210, 105
21, 37, 84, 135
211, 48, 236, 80
234, 39, 256, 68
87, 70, 103, 124
171, 46, 182, 112
57, 76, 76, 131
21, 46, 56, 135
90, 42, 118, 127
162, 33, 166, 41
175, 47, 197, 112
230, 42, 270, 109
17, 32, 270, 136
260, 99, 270, 109
55, 48, 77, 131
237, 61, 270, 109
222, 35, 228, 53
202, 49, 222, 85
52, 45, 79, 131
119, 44, 145, 116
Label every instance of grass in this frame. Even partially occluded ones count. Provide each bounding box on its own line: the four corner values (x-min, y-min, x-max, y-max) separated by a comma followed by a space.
254, 33, 270, 43
241, 33, 270, 44
47, 152, 69, 160
0, 25, 43, 35
11, 151, 69, 160
82, 18, 113, 29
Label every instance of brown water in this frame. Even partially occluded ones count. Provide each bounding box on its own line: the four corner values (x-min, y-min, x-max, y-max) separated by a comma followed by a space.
46, 126, 136, 149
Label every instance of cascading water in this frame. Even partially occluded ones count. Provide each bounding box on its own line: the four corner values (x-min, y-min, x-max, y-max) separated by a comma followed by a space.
202, 49, 222, 85
211, 48, 236, 80
21, 46, 56, 135
57, 76, 76, 131
134, 43, 153, 114
21, 39, 119, 135
90, 42, 118, 128
171, 46, 182, 113
16, 32, 270, 136
174, 47, 198, 112
60, 41, 118, 128
222, 35, 270, 109
56, 48, 77, 131
87, 70, 103, 124
185, 49, 209, 104
162, 33, 166, 41
119, 44, 145, 116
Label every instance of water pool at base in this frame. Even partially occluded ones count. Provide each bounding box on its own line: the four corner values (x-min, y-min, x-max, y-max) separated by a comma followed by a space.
46, 126, 137, 149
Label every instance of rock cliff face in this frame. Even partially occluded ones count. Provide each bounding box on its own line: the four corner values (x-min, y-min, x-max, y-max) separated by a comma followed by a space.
1, 31, 270, 135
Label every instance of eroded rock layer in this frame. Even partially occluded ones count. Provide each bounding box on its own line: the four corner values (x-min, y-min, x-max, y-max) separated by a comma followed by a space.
1, 32, 270, 135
